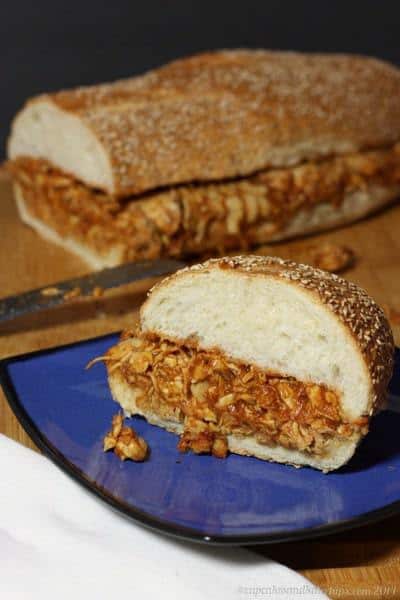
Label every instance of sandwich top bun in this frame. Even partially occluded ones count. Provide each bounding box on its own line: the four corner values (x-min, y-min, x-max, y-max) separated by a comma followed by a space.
8, 50, 400, 197
141, 256, 394, 423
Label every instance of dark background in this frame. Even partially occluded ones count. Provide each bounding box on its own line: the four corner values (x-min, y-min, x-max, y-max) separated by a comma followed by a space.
2, 0, 400, 159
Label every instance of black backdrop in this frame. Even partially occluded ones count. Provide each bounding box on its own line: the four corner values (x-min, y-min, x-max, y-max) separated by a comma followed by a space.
2, 0, 400, 158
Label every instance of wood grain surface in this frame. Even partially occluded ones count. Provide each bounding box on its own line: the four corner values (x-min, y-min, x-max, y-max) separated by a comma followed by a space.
1, 172, 400, 599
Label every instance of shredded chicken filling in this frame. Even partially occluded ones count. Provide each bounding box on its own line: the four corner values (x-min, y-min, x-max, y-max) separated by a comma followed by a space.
8, 144, 400, 261
105, 330, 368, 458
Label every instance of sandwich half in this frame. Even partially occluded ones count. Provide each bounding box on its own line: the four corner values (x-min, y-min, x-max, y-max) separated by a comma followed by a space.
105, 256, 394, 472
7, 50, 400, 268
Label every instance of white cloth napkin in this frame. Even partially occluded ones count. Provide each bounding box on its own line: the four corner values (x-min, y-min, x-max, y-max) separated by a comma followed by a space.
0, 434, 327, 600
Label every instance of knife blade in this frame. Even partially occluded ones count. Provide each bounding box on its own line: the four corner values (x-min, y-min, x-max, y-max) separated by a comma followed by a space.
0, 258, 185, 324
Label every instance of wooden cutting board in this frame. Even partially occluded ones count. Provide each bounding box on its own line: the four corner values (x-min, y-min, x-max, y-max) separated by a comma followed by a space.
1, 171, 400, 599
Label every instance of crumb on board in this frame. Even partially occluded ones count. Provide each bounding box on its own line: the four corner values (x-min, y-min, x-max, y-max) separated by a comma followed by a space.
63, 286, 81, 301
252, 242, 355, 274
92, 286, 104, 298
306, 243, 355, 273
40, 286, 61, 296
103, 414, 148, 461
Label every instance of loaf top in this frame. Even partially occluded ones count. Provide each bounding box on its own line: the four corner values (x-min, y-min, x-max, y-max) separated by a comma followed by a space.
10, 50, 400, 196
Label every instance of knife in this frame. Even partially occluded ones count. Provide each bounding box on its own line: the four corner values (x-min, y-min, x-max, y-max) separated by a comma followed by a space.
0, 258, 185, 324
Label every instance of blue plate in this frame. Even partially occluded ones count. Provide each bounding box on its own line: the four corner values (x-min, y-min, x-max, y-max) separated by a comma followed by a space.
1, 334, 400, 545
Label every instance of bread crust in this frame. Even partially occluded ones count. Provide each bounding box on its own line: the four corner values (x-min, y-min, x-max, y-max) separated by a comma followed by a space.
10, 50, 400, 196
144, 256, 395, 416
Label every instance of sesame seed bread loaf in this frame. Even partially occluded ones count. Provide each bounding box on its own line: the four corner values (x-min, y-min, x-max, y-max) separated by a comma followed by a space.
108, 256, 394, 472
8, 50, 400, 268
8, 50, 400, 197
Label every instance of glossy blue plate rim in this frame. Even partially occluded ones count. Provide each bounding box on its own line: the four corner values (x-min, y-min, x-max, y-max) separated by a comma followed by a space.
1, 333, 400, 546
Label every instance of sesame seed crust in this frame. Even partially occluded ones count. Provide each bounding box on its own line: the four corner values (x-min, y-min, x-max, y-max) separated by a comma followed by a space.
150, 255, 394, 414
29, 49, 400, 197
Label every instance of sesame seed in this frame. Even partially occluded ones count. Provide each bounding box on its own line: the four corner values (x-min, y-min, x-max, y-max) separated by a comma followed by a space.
47, 49, 400, 196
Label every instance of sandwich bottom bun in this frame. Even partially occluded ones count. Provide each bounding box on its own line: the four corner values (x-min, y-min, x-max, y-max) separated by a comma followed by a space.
105, 256, 394, 472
